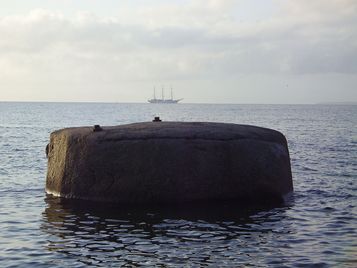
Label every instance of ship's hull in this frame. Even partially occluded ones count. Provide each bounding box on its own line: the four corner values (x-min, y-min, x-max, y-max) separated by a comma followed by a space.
148, 99, 182, 104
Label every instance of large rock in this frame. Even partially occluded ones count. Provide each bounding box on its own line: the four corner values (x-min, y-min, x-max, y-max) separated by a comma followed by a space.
46, 122, 293, 204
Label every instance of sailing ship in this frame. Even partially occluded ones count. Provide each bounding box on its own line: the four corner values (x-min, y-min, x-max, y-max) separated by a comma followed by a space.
148, 86, 183, 104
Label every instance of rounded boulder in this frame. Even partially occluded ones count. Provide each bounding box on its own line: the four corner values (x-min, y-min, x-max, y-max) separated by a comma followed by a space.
46, 122, 293, 204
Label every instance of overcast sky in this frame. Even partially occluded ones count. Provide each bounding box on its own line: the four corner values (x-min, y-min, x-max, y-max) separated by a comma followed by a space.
0, 0, 356, 103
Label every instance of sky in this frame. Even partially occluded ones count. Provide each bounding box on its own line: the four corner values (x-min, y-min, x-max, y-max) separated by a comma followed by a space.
0, 0, 356, 104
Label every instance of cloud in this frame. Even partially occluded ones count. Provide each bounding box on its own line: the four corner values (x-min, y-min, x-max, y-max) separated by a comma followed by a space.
0, 0, 356, 90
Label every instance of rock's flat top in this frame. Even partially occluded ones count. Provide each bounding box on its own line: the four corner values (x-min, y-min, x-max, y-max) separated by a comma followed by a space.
53, 122, 286, 144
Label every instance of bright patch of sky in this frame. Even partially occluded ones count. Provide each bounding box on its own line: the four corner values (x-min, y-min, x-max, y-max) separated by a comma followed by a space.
0, 0, 185, 16
0, 0, 276, 21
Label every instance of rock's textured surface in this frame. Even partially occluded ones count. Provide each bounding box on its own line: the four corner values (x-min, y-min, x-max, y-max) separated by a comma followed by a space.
46, 122, 293, 204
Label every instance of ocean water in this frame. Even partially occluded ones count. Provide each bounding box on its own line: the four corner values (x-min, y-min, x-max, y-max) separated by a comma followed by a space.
0, 102, 356, 267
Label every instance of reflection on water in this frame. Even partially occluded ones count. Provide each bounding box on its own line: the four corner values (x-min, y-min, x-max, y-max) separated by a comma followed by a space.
42, 195, 291, 267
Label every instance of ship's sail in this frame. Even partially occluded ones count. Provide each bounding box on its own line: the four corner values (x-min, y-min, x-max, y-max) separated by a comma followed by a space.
148, 86, 183, 103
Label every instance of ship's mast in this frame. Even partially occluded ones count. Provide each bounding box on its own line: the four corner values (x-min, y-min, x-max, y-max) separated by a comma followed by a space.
170, 86, 173, 100
153, 86, 156, 100
162, 85, 164, 100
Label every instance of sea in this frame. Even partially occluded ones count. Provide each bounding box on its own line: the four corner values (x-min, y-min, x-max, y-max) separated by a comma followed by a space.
0, 102, 356, 267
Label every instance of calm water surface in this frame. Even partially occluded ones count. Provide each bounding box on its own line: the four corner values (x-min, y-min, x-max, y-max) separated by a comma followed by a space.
0, 103, 356, 267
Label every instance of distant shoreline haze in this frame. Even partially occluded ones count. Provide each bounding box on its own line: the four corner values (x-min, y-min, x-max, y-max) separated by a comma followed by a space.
315, 101, 357, 105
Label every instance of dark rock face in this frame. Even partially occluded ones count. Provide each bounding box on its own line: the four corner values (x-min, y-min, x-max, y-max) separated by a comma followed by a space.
46, 122, 293, 204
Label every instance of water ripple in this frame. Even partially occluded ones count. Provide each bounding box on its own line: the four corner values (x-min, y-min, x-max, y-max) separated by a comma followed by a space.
0, 103, 356, 267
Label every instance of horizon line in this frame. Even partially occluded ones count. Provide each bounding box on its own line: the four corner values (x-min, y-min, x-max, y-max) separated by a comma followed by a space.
1, 100, 357, 105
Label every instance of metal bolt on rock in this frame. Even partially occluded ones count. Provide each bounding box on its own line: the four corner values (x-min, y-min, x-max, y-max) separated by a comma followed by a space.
93, 125, 103, 132
153, 117, 162, 122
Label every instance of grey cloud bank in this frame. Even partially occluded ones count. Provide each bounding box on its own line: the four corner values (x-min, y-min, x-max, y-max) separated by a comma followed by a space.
0, 0, 356, 103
